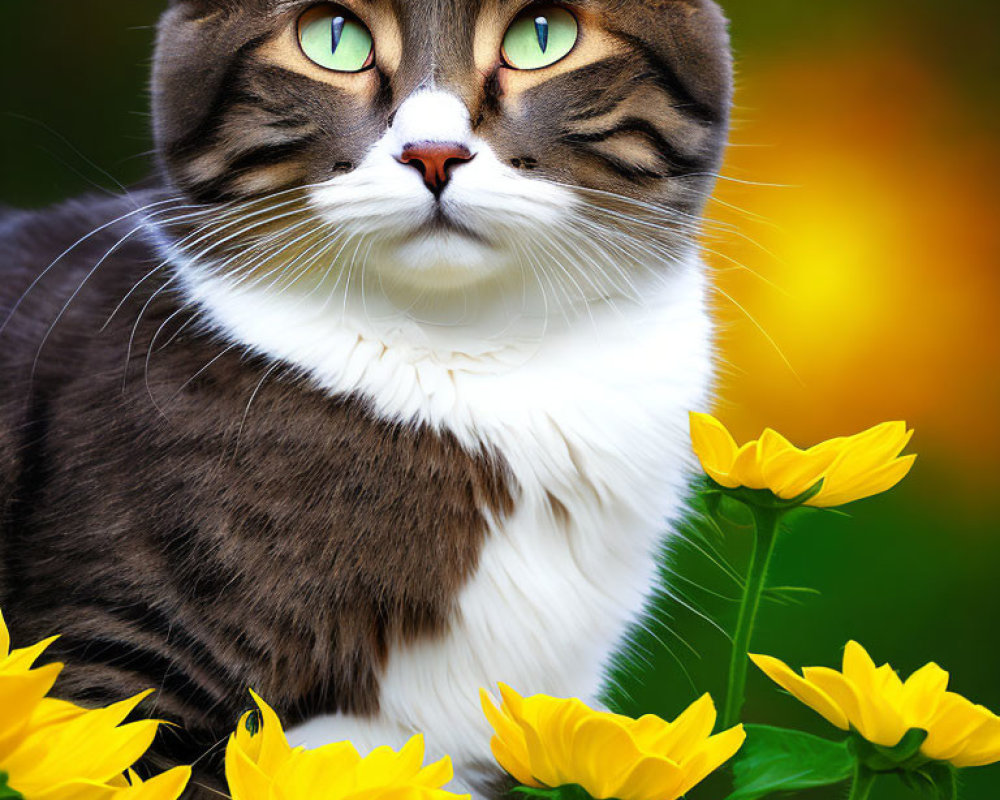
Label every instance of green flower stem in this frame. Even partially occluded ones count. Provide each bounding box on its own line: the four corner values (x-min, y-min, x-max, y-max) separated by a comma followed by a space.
846, 763, 877, 800
722, 504, 783, 729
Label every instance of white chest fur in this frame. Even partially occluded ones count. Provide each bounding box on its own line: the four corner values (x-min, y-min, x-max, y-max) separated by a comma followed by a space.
179, 256, 714, 787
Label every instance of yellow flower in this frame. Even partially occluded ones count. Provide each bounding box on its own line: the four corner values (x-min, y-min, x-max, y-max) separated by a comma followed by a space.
751, 642, 1000, 768
115, 768, 192, 800
689, 413, 916, 507
0, 608, 168, 800
480, 685, 745, 800
4, 691, 164, 800
0, 608, 64, 764
226, 691, 467, 800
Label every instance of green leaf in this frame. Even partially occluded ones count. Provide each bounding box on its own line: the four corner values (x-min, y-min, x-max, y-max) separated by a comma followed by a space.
510, 785, 598, 800
0, 773, 24, 800
727, 725, 854, 800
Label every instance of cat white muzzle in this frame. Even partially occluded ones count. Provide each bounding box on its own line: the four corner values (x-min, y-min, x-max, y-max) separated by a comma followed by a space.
308, 90, 575, 289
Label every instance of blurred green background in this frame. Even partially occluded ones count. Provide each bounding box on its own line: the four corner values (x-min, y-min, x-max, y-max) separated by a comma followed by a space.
1, 2, 998, 799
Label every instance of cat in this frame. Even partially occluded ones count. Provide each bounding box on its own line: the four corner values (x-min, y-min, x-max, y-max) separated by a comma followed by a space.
0, 0, 731, 795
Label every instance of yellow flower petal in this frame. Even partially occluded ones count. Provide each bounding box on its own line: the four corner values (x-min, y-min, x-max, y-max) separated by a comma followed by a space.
412, 752, 454, 790
635, 694, 715, 763
757, 443, 825, 499
0, 663, 63, 758
672, 725, 746, 797
489, 735, 540, 788
802, 666, 906, 747
498, 682, 528, 722
756, 642, 1000, 770
797, 667, 867, 729
949, 715, 1000, 768
480, 688, 531, 771
520, 712, 564, 788
689, 412, 738, 480
246, 690, 295, 775
226, 690, 464, 800
115, 767, 191, 800
841, 641, 878, 685
570, 716, 644, 798
812, 454, 916, 507
688, 414, 915, 507
0, 608, 9, 658
900, 663, 950, 726
921, 696, 993, 763
27, 778, 119, 800
611, 756, 685, 800
4, 636, 60, 674
482, 687, 740, 800
730, 441, 768, 490
749, 654, 849, 730
541, 697, 594, 786
226, 738, 273, 800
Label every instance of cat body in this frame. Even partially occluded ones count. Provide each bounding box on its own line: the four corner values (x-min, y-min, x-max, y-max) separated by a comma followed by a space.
0, 0, 731, 793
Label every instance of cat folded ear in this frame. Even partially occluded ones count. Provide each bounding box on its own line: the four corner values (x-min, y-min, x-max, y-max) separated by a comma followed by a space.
164, 0, 253, 17
621, 0, 733, 124
152, 2, 251, 156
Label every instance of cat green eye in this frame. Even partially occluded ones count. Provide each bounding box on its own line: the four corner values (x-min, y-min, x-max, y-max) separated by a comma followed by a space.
502, 5, 578, 70
298, 5, 374, 73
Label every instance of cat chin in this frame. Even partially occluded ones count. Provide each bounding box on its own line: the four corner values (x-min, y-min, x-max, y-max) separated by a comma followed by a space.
371, 232, 516, 291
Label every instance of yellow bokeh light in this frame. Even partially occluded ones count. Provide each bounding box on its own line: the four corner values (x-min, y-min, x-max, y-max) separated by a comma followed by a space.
708, 53, 1000, 487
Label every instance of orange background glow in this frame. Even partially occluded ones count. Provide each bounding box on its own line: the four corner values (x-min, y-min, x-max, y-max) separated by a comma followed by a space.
710, 50, 999, 489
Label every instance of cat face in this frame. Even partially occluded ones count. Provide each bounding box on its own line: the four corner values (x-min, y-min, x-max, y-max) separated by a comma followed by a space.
154, 0, 731, 294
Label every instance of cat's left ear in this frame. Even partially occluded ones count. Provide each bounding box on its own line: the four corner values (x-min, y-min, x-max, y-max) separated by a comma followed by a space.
152, 1, 255, 160
163, 0, 251, 15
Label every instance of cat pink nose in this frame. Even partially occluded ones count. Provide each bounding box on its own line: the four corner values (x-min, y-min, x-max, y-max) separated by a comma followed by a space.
398, 142, 475, 195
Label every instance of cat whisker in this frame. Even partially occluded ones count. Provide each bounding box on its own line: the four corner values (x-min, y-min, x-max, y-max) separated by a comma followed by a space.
4, 112, 134, 198
318, 231, 367, 316
261, 230, 340, 302
231, 361, 285, 464
218, 218, 323, 293
530, 226, 604, 325
1, 196, 182, 338
682, 171, 794, 189
699, 244, 789, 296
711, 283, 801, 384
31, 220, 157, 377
640, 606, 703, 660
291, 226, 353, 302
124, 276, 180, 394
154, 305, 200, 354
565, 217, 671, 300
143, 300, 194, 400
521, 234, 579, 327
656, 584, 732, 643
546, 224, 637, 313
162, 342, 243, 411
169, 200, 314, 272
102, 262, 172, 331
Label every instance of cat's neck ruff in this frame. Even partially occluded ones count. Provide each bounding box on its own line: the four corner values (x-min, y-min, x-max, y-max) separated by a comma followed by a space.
173, 252, 713, 450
